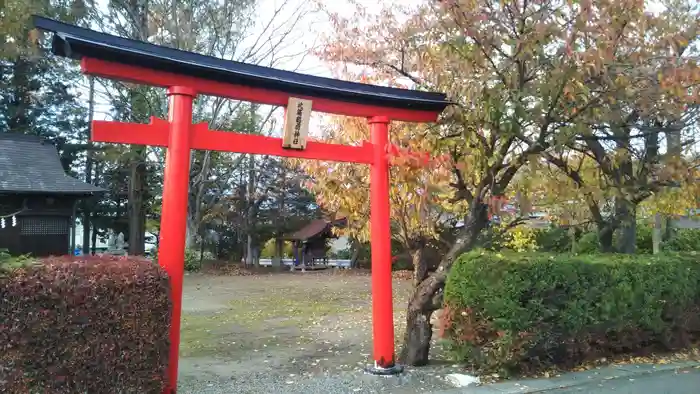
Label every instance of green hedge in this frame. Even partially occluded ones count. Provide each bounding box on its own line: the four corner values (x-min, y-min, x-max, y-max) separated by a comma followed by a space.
533, 227, 574, 253
152, 246, 201, 271
0, 255, 171, 393
442, 250, 700, 375
524, 226, 700, 254
663, 229, 700, 252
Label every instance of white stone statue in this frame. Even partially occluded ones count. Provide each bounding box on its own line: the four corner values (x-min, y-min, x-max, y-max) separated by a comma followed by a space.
116, 233, 125, 249
105, 232, 127, 255
107, 233, 117, 249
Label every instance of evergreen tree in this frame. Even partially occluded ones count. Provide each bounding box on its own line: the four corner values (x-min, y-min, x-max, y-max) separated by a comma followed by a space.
0, 0, 89, 167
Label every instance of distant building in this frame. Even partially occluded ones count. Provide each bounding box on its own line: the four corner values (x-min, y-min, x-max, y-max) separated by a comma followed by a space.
0, 134, 104, 256
283, 217, 347, 268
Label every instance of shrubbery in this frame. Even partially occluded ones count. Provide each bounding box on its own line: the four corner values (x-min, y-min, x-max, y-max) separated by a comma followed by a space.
533, 227, 573, 253
260, 239, 294, 259
152, 246, 202, 271
184, 248, 202, 271
631, 225, 655, 254
663, 229, 700, 252
479, 226, 577, 253
329, 246, 353, 260
496, 225, 699, 254
572, 230, 598, 254
0, 255, 171, 393
441, 250, 700, 376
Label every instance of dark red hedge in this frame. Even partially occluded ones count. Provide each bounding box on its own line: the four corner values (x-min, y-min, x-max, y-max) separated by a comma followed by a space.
0, 255, 171, 393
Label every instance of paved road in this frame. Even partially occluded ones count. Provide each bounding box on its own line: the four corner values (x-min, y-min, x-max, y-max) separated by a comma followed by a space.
180, 361, 700, 394
437, 362, 700, 394
553, 368, 700, 394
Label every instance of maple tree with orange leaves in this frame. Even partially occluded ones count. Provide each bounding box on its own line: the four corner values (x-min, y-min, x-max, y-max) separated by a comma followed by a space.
310, 0, 700, 365
297, 114, 461, 287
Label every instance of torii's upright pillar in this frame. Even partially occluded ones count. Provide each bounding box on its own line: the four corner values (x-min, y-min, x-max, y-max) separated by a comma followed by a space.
158, 86, 196, 393
367, 116, 402, 374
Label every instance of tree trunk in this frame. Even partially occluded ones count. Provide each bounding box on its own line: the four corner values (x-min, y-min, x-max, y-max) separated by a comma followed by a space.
399, 243, 431, 365
399, 280, 440, 366
290, 242, 299, 272
187, 151, 213, 248
273, 165, 286, 269
128, 160, 147, 255
90, 161, 102, 255
582, 197, 614, 253
664, 217, 674, 240
199, 238, 205, 267
82, 210, 92, 254
82, 77, 95, 254
185, 217, 197, 249
616, 198, 637, 254
91, 223, 97, 255
272, 238, 284, 267
667, 129, 682, 157
598, 224, 615, 253
411, 242, 427, 288
125, 0, 149, 256
7, 58, 31, 133
400, 306, 433, 366
70, 201, 77, 255
652, 213, 662, 255
399, 201, 488, 366
245, 233, 255, 266
567, 226, 576, 253
244, 155, 256, 266
349, 238, 361, 269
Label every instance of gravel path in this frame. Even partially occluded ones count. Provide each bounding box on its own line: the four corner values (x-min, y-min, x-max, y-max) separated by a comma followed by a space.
179, 365, 458, 394
176, 271, 461, 393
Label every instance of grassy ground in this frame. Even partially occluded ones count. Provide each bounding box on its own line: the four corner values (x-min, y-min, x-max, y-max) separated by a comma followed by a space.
177, 269, 461, 393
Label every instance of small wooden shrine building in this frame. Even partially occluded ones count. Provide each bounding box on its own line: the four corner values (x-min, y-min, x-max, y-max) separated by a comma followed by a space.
0, 134, 104, 256
284, 217, 347, 269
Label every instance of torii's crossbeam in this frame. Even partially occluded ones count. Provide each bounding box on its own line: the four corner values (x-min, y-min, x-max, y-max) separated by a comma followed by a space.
92, 117, 374, 164
92, 118, 434, 167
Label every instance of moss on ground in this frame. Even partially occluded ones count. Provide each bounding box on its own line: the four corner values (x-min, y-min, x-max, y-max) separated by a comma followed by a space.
179, 291, 355, 358
178, 275, 416, 360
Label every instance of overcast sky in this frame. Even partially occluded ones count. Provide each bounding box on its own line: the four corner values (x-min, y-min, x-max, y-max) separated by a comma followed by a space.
81, 0, 416, 141
82, 0, 669, 135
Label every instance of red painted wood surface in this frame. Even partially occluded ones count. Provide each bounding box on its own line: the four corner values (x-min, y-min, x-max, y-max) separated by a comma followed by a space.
81, 57, 441, 123
368, 116, 397, 368
157, 87, 196, 393
92, 119, 374, 164
190, 123, 374, 164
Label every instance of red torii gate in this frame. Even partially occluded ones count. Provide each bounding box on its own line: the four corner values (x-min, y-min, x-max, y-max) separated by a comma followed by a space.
35, 16, 448, 393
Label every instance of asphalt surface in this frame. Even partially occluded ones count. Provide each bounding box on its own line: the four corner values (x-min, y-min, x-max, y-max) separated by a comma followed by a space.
177, 362, 700, 394
435, 362, 700, 394
544, 368, 700, 394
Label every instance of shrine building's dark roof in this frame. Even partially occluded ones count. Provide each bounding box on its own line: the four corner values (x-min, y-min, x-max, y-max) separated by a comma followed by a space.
32, 16, 449, 114
284, 218, 347, 241
0, 133, 104, 195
